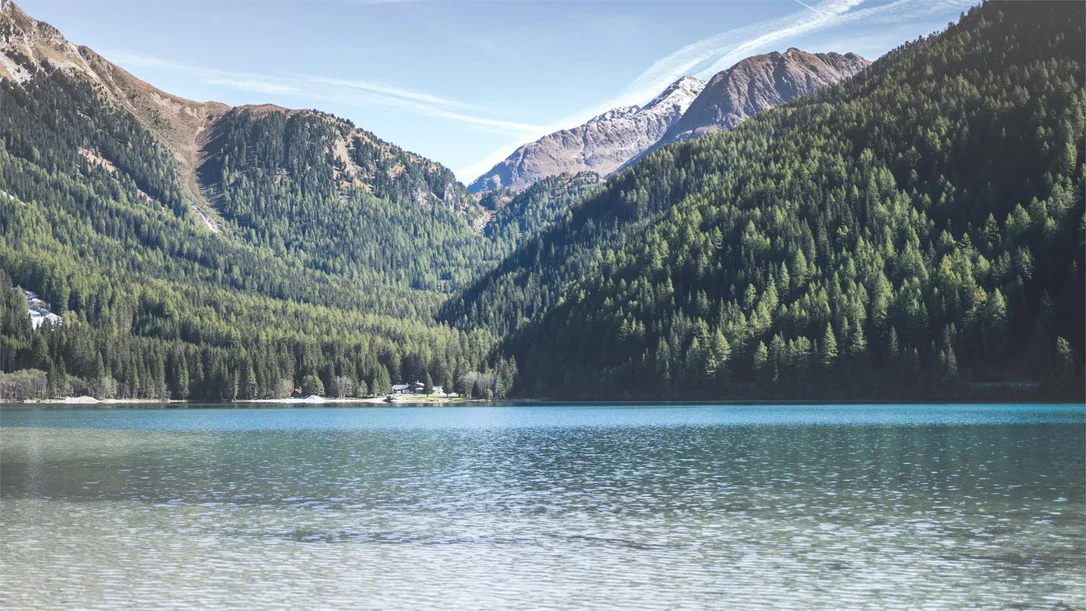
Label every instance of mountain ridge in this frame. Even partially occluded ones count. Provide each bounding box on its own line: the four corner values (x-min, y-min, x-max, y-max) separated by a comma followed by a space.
470, 50, 867, 193
661, 48, 869, 145
467, 74, 705, 193
622, 48, 869, 170
0, 0, 479, 230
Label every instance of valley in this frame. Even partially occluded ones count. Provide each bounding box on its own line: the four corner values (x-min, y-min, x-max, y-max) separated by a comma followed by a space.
0, 0, 1082, 403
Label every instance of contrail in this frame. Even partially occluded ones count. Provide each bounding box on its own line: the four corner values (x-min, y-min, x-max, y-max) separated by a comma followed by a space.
793, 0, 827, 17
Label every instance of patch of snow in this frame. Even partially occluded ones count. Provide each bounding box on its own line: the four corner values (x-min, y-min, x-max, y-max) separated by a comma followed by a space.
587, 106, 640, 124
63, 396, 99, 404
636, 75, 705, 125
20, 289, 62, 330
193, 207, 220, 233
43, 57, 77, 71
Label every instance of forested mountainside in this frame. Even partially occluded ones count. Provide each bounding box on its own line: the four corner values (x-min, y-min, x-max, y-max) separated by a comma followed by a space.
483, 173, 604, 248
0, 0, 516, 292
1, 0, 1082, 403
0, 0, 534, 401
0, 66, 510, 401
199, 106, 495, 291
444, 1, 1086, 400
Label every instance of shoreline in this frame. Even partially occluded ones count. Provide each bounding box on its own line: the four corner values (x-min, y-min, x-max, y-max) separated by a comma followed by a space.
233, 395, 476, 405
2, 395, 486, 407
1, 397, 1081, 409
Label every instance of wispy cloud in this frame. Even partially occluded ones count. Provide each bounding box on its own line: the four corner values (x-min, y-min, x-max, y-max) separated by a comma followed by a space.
310, 76, 477, 110
107, 51, 545, 137
456, 0, 972, 181
204, 78, 299, 96
793, 0, 828, 17
312, 88, 548, 134
110, 52, 297, 96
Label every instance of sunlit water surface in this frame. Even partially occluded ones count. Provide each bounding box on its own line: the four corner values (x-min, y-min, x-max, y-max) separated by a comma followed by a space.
1, 403, 1083, 609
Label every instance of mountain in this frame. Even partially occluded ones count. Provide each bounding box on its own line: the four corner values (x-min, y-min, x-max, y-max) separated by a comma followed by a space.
657, 48, 869, 146
0, 0, 512, 401
618, 48, 869, 170
1, 0, 229, 220
468, 76, 704, 193
471, 49, 868, 194
1, 0, 480, 236
443, 1, 1085, 400
0, 0, 507, 292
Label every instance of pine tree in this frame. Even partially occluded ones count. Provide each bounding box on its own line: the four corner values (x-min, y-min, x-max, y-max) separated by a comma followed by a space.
707, 329, 732, 384
753, 341, 769, 376
372, 366, 392, 396
1054, 337, 1076, 388
821, 324, 838, 368
849, 324, 867, 358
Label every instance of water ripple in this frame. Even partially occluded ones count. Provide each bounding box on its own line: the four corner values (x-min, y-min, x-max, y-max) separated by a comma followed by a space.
1, 404, 1083, 609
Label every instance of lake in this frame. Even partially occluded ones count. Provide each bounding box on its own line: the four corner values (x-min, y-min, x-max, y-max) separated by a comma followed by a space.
1, 403, 1083, 609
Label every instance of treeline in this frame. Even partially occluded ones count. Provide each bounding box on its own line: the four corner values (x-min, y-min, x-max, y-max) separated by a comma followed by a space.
445, 1, 1086, 400
0, 270, 516, 401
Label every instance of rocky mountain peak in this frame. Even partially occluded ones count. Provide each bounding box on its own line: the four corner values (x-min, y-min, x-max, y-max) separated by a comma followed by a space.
645, 75, 705, 107
588, 106, 640, 124
647, 48, 869, 151
467, 75, 705, 193
639, 74, 706, 122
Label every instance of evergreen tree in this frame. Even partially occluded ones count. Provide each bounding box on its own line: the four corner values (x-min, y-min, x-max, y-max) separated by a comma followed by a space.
821, 324, 839, 369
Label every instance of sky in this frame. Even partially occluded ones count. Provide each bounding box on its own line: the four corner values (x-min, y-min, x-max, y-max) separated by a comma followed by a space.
20, 0, 975, 181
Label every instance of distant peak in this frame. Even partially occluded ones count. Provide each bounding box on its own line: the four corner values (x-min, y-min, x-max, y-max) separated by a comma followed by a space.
642, 75, 705, 111
587, 106, 640, 124
665, 74, 705, 90
673, 75, 704, 86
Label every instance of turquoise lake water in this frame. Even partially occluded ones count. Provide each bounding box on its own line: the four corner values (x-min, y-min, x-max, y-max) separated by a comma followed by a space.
1, 403, 1083, 609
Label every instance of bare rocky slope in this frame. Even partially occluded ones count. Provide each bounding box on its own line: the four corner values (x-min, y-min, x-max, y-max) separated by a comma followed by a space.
468, 76, 705, 193
656, 48, 870, 146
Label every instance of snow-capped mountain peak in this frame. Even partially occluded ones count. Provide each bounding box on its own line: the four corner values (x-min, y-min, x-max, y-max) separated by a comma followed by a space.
587, 106, 641, 124
467, 75, 705, 193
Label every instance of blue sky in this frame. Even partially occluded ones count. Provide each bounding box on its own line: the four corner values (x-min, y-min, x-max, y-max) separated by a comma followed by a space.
21, 0, 973, 181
